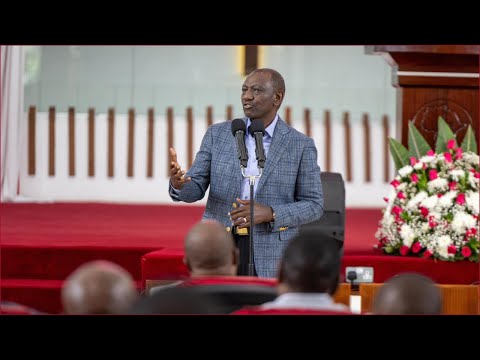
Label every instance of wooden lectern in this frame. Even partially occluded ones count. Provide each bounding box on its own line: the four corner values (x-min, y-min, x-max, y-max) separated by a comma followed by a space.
366, 45, 479, 149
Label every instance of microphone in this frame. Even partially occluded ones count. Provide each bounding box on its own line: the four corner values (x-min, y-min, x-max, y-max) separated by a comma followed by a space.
231, 118, 248, 168
249, 120, 266, 169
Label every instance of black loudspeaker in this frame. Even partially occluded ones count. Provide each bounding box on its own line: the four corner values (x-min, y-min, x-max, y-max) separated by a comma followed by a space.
300, 172, 345, 249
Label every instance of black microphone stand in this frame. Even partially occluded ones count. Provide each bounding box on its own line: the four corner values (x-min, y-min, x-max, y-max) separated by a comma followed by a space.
241, 167, 262, 276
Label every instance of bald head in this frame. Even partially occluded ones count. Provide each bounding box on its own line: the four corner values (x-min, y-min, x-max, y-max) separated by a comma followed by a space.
184, 220, 238, 276
62, 260, 139, 314
373, 273, 442, 314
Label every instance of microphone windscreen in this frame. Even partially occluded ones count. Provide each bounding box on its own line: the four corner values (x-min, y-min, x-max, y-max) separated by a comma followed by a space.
249, 119, 265, 136
231, 118, 246, 136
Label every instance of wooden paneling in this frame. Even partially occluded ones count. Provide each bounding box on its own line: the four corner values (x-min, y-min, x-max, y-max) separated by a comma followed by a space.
284, 106, 291, 126
343, 112, 352, 182
167, 107, 174, 177
324, 110, 331, 172
48, 107, 55, 176
363, 114, 371, 182
400, 88, 479, 149
107, 108, 115, 178
366, 45, 480, 73
127, 108, 135, 177
68, 107, 75, 176
304, 109, 311, 137
88, 108, 95, 177
244, 45, 258, 76
28, 106, 36, 175
226, 105, 233, 121
206, 106, 213, 127
333, 283, 351, 308
359, 283, 479, 315
366, 46, 479, 150
147, 108, 154, 178
396, 75, 478, 88
368, 45, 480, 55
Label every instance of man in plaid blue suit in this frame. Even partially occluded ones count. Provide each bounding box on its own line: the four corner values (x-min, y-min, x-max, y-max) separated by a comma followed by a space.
169, 68, 324, 278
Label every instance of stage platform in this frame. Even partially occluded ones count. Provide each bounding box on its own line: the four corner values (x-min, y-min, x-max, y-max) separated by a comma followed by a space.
1, 203, 478, 313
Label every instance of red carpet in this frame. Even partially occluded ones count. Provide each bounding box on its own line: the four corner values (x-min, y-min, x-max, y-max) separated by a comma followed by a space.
1, 203, 378, 250
1, 203, 381, 281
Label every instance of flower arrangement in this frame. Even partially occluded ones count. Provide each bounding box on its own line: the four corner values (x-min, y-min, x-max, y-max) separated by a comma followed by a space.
375, 117, 479, 262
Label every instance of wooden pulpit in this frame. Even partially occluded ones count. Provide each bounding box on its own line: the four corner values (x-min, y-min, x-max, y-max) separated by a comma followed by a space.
366, 45, 479, 149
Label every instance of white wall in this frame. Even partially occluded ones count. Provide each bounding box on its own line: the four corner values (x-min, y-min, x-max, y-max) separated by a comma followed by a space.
24, 46, 396, 123
20, 46, 398, 207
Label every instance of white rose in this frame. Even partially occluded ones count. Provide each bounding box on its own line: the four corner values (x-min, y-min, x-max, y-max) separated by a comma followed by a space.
436, 235, 453, 259
420, 195, 438, 210
400, 224, 415, 248
466, 191, 479, 214
398, 165, 413, 178
449, 169, 465, 181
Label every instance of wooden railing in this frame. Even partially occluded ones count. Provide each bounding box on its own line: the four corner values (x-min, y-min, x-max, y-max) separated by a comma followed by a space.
357, 283, 479, 315
27, 105, 392, 182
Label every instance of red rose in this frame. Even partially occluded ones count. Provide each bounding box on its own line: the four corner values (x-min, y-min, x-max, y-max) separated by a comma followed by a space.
412, 242, 422, 253
461, 246, 472, 258
390, 179, 400, 188
399, 245, 409, 256
443, 152, 452, 163
420, 207, 429, 217
456, 193, 466, 205
423, 250, 433, 258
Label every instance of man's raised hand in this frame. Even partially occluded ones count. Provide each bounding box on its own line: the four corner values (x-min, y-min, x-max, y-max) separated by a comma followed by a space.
169, 147, 191, 190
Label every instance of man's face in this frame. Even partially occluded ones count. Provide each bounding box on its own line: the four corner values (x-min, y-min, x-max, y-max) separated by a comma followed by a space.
241, 71, 278, 123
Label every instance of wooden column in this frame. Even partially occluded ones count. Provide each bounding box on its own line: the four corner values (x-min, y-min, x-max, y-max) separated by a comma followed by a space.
366, 45, 479, 149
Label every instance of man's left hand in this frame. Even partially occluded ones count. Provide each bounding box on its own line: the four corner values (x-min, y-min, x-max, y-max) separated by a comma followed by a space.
229, 198, 274, 228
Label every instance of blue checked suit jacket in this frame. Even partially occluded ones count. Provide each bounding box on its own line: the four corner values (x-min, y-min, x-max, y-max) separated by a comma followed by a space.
169, 117, 324, 278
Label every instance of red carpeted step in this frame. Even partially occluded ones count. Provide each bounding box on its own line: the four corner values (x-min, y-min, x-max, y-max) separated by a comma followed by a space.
1, 202, 206, 281
1, 279, 64, 314
1, 279, 143, 314
1, 246, 161, 281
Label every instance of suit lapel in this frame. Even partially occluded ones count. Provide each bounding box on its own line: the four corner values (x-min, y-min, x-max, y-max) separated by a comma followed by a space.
255, 117, 290, 196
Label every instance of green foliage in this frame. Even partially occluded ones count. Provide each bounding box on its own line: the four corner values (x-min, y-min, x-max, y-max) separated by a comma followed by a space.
416, 171, 428, 191
400, 212, 411, 222
389, 117, 478, 171
461, 125, 478, 154
443, 213, 454, 222
408, 121, 431, 159
389, 138, 409, 171
435, 116, 457, 153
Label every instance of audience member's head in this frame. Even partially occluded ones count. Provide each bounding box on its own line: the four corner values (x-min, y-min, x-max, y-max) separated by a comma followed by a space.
277, 229, 341, 295
372, 273, 442, 314
61, 260, 139, 314
129, 286, 229, 314
183, 219, 238, 277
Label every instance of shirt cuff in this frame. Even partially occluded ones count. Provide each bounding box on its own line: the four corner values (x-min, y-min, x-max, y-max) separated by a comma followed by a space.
169, 182, 181, 200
